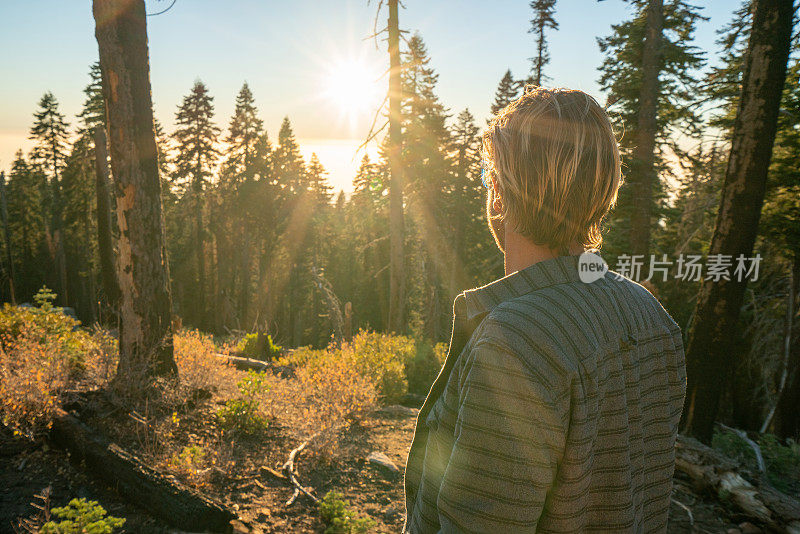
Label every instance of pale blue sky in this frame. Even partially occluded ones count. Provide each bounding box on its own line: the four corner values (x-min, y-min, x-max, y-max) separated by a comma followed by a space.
0, 1, 741, 191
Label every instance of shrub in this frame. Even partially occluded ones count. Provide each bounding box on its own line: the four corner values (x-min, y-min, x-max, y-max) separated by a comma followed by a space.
406, 340, 447, 396
237, 332, 282, 361
40, 498, 125, 533
319, 491, 376, 534
284, 331, 415, 404
0, 289, 115, 438
174, 329, 238, 396
216, 370, 271, 435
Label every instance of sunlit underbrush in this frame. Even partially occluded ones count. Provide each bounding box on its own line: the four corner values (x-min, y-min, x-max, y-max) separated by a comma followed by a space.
0, 289, 116, 438
0, 298, 447, 476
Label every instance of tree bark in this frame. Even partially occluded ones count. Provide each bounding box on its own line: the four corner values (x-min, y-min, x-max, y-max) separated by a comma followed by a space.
387, 0, 406, 334
682, 0, 794, 443
628, 0, 663, 259
93, 0, 177, 380
777, 256, 800, 439
93, 127, 120, 310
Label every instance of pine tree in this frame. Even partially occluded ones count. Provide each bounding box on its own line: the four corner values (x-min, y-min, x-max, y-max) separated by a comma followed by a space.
224, 82, 264, 184
78, 62, 105, 134
274, 117, 306, 194
30, 92, 71, 185
29, 91, 71, 303
172, 80, 220, 327
528, 0, 558, 86
490, 69, 521, 116
598, 0, 706, 259
306, 153, 333, 205
5, 151, 47, 299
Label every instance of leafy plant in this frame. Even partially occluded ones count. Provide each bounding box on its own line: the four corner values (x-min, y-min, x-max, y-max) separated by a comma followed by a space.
319, 491, 375, 534
40, 498, 125, 533
216, 370, 270, 435
406, 340, 447, 396
237, 332, 282, 361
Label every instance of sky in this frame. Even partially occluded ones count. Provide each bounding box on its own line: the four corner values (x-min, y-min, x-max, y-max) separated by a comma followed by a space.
0, 1, 741, 193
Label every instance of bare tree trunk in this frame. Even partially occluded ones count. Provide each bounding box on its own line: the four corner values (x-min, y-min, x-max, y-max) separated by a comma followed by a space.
681, 0, 793, 443
0, 171, 16, 304
93, 0, 177, 380
628, 0, 663, 259
387, 0, 406, 334
194, 189, 206, 328
777, 256, 800, 439
93, 127, 120, 310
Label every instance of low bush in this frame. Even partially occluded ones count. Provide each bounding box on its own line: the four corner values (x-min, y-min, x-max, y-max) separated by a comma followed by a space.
319, 491, 376, 534
237, 332, 282, 361
40, 498, 125, 533
284, 331, 416, 404
406, 340, 447, 396
216, 370, 271, 435
0, 288, 115, 438
174, 329, 238, 397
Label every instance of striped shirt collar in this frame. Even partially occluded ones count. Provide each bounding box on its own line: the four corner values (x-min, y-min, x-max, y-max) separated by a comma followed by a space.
463, 254, 583, 321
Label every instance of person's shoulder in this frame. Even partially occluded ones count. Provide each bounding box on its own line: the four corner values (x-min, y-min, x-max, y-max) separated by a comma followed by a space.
604, 272, 681, 332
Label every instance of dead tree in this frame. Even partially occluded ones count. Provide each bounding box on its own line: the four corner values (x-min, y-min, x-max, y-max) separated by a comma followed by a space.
682, 0, 794, 443
93, 0, 177, 381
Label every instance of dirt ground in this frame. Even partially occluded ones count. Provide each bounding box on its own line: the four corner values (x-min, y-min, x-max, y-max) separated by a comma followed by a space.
2, 406, 748, 534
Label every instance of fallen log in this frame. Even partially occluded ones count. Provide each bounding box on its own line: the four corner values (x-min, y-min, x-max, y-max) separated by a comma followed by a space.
675, 434, 800, 534
49, 408, 236, 533
216, 353, 294, 378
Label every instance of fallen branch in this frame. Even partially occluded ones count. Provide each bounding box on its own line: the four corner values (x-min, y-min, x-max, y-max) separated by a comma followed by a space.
49, 408, 236, 532
675, 434, 800, 533
282, 441, 319, 506
717, 423, 766, 474
671, 498, 694, 526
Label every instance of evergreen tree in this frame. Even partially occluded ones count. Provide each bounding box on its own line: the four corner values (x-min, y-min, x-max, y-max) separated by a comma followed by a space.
597, 0, 706, 259
29, 91, 71, 303
29, 92, 71, 185
528, 0, 558, 86
171, 80, 220, 326
224, 82, 264, 184
273, 117, 306, 194
77, 62, 105, 134
490, 69, 521, 116
5, 151, 47, 299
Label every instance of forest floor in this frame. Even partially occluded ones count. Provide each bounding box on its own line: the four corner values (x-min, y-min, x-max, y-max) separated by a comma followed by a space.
2, 401, 756, 534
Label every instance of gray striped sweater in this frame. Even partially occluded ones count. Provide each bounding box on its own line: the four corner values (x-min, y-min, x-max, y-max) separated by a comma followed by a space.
404, 255, 686, 533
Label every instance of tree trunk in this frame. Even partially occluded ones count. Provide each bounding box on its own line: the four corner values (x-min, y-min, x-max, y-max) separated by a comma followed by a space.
387, 0, 406, 334
0, 171, 16, 304
93, 127, 120, 310
777, 255, 800, 439
93, 0, 177, 381
194, 188, 206, 329
628, 0, 663, 259
681, 0, 793, 443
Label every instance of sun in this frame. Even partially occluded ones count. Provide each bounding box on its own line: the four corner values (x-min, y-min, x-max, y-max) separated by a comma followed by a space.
323, 58, 383, 120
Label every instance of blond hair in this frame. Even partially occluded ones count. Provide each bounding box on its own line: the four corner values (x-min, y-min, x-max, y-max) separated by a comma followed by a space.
483, 86, 621, 252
